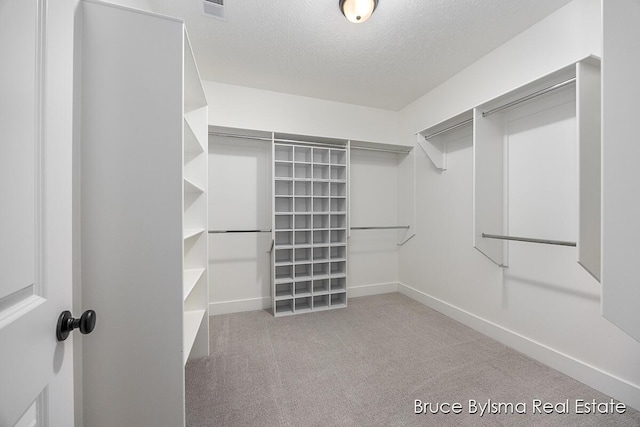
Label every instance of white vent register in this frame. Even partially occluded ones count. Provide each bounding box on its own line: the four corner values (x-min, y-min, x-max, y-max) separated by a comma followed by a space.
203, 0, 225, 20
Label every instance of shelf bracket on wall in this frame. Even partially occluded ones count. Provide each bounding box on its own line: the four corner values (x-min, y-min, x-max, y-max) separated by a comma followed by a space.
417, 114, 473, 171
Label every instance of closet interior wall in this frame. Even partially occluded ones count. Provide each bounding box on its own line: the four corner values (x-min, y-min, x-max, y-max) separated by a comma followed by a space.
207, 129, 404, 314
208, 132, 272, 314
348, 149, 402, 294
397, 0, 640, 410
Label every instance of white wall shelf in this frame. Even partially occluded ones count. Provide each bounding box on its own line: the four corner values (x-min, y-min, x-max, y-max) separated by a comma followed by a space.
183, 309, 206, 365
272, 142, 349, 316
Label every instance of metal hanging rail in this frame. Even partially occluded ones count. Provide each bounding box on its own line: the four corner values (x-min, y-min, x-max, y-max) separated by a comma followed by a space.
210, 226, 410, 233
273, 138, 346, 149
208, 229, 272, 234
208, 132, 272, 142
482, 233, 576, 247
351, 226, 410, 230
350, 146, 412, 155
423, 118, 474, 140
482, 77, 576, 118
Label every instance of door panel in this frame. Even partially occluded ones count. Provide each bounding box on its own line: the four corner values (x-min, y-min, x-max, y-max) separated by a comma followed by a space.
0, 0, 75, 425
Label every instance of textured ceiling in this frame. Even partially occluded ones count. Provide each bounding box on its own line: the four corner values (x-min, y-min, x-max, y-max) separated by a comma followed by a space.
147, 0, 572, 111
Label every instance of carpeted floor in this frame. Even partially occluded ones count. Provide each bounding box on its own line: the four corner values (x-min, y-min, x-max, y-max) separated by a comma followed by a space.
185, 293, 640, 426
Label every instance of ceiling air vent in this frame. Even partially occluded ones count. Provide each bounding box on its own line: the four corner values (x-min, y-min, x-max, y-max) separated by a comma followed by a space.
203, 0, 225, 20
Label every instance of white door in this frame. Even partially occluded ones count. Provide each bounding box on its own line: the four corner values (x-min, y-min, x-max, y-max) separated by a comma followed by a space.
0, 0, 76, 425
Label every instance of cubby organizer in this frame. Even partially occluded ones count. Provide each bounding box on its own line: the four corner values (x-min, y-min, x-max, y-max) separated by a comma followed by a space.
272, 143, 348, 316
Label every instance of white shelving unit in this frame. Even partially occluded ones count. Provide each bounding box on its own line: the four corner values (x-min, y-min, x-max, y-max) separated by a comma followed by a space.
182, 30, 209, 364
273, 143, 348, 316
80, 1, 209, 425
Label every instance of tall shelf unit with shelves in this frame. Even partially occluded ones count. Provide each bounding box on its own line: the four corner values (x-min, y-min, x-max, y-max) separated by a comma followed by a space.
273, 143, 348, 316
80, 1, 209, 425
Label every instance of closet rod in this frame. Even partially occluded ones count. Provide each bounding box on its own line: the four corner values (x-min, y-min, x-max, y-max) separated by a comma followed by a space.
209, 229, 272, 234
273, 138, 346, 149
351, 146, 412, 154
208, 132, 272, 142
423, 118, 474, 140
482, 77, 576, 118
482, 233, 576, 247
351, 226, 410, 230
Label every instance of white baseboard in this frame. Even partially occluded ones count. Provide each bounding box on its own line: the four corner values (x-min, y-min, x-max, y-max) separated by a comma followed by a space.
209, 296, 270, 316
209, 282, 399, 316
397, 282, 640, 411
348, 282, 398, 298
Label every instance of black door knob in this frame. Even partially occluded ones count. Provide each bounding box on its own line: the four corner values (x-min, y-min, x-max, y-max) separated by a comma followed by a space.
56, 309, 97, 341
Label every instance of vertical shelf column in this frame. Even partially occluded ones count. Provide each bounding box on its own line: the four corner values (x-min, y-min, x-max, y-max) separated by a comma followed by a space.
272, 142, 348, 316
182, 30, 209, 364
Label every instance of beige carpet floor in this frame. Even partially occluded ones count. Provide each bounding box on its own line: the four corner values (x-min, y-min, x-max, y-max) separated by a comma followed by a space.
185, 293, 640, 426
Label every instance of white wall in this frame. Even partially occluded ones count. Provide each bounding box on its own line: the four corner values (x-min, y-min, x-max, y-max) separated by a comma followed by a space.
207, 136, 404, 313
400, 0, 602, 140
348, 149, 402, 296
203, 81, 402, 146
397, 0, 640, 410
208, 135, 272, 314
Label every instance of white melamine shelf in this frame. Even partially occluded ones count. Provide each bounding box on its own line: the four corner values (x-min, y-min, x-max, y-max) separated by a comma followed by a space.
183, 117, 204, 155
183, 309, 205, 366
184, 228, 205, 240
183, 268, 205, 301
184, 178, 204, 194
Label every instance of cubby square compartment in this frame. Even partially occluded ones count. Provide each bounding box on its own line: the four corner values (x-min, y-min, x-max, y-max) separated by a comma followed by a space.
275, 283, 293, 299
294, 214, 311, 230
275, 249, 293, 264
331, 261, 346, 276
275, 231, 293, 247
275, 197, 293, 213
294, 163, 312, 179
295, 230, 311, 246
330, 182, 346, 197
313, 230, 329, 245
330, 149, 346, 165
330, 245, 346, 260
313, 182, 329, 197
275, 299, 293, 315
313, 279, 329, 294
313, 148, 329, 164
330, 198, 347, 213
313, 294, 330, 310
275, 215, 293, 230
294, 280, 312, 296
330, 292, 347, 307
294, 197, 311, 213
275, 265, 294, 282
275, 162, 293, 178
313, 164, 330, 180
313, 198, 329, 213
294, 146, 312, 163
275, 180, 293, 196
294, 247, 311, 263
330, 165, 346, 181
330, 229, 346, 244
331, 277, 346, 291
313, 214, 329, 229
295, 264, 312, 281
295, 181, 311, 196
330, 214, 346, 229
295, 296, 312, 312
274, 145, 293, 162
313, 262, 329, 277
313, 246, 329, 262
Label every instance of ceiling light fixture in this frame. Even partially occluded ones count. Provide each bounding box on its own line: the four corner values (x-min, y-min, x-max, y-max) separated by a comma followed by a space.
339, 0, 378, 24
